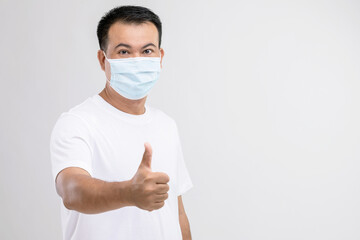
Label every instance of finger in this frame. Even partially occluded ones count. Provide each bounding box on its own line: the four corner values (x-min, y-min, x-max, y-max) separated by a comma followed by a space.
155, 193, 169, 202
152, 201, 165, 210
155, 184, 169, 194
152, 172, 170, 184
140, 142, 152, 169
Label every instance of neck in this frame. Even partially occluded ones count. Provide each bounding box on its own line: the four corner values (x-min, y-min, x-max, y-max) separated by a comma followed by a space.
99, 83, 147, 115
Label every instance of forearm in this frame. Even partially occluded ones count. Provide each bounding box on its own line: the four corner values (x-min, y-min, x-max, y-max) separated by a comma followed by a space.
59, 174, 133, 214
56, 152, 170, 214
179, 211, 192, 240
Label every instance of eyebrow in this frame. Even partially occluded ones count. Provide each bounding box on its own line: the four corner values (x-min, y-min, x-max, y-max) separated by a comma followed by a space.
141, 43, 157, 49
114, 43, 157, 50
114, 43, 131, 49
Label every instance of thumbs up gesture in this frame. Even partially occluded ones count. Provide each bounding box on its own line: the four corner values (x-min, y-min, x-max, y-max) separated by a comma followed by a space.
128, 142, 170, 211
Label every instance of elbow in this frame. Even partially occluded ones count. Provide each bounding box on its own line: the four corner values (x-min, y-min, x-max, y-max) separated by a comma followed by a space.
61, 186, 97, 214
55, 169, 94, 213
61, 181, 82, 211
62, 195, 76, 210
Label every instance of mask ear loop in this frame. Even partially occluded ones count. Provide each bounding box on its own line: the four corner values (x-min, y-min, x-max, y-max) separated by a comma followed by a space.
103, 51, 112, 85
103, 51, 108, 60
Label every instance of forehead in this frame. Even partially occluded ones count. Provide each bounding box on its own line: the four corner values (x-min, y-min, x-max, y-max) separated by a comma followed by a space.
107, 21, 159, 49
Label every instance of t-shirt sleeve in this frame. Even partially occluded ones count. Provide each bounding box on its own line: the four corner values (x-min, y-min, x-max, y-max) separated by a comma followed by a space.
174, 123, 194, 196
50, 113, 93, 182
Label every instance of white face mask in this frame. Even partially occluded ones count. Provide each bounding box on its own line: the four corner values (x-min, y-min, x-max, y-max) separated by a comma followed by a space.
103, 51, 161, 100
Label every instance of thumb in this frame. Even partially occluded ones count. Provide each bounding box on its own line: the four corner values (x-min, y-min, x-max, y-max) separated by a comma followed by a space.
140, 142, 152, 169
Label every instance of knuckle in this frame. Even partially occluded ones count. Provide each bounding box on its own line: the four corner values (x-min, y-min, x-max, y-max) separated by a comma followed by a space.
142, 184, 149, 192
144, 175, 153, 183
145, 186, 155, 195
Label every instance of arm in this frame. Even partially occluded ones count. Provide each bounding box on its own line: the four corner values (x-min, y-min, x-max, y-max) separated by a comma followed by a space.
55, 143, 170, 214
55, 167, 132, 214
178, 195, 192, 240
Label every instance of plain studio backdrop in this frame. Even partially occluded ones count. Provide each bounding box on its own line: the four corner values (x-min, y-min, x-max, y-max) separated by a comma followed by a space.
1, 0, 359, 239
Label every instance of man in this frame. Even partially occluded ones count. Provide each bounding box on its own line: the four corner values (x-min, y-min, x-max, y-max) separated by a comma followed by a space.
50, 5, 193, 240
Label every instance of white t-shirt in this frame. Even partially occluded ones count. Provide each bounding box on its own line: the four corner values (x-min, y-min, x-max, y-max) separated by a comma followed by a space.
50, 94, 193, 240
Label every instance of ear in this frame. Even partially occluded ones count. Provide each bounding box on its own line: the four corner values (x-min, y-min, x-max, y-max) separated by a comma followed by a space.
97, 50, 106, 71
160, 48, 165, 69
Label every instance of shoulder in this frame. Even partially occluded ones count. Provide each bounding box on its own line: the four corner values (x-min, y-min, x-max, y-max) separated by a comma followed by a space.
67, 95, 99, 120
56, 95, 101, 126
51, 96, 97, 140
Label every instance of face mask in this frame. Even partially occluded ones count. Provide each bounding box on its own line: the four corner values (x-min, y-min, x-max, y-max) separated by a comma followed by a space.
103, 51, 161, 100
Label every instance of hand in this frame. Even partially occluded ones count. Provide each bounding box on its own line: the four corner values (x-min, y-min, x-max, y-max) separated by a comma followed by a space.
128, 142, 170, 211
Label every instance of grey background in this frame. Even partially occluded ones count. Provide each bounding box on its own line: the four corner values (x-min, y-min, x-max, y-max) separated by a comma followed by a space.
1, 0, 360, 239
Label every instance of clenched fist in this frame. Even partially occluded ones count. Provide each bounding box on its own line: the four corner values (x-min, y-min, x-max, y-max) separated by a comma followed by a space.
128, 142, 170, 211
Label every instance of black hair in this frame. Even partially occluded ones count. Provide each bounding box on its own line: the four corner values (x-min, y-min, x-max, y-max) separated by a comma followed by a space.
97, 5, 162, 52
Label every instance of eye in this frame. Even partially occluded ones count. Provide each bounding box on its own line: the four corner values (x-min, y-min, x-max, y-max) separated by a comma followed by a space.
118, 50, 129, 55
143, 49, 153, 54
